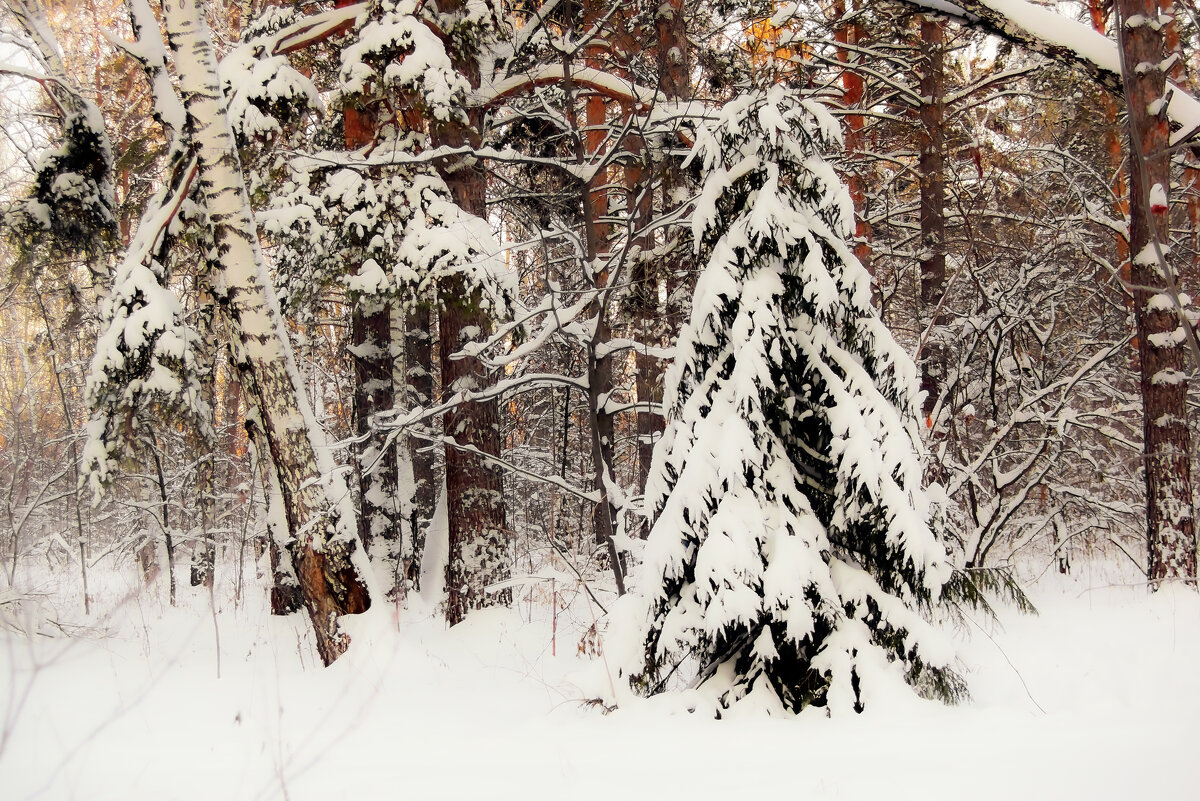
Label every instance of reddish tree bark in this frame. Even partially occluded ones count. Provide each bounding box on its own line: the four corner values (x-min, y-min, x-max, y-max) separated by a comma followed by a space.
918, 18, 948, 425
430, 0, 510, 623
833, 0, 871, 269
631, 0, 690, 536
1117, 0, 1197, 583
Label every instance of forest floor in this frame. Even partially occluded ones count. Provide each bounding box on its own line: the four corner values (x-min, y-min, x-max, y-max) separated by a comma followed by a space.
1, 556, 1197, 801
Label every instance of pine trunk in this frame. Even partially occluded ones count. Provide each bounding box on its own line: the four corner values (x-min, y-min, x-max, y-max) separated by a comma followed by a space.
439, 278, 509, 622
918, 18, 948, 426
340, 0, 399, 575
628, 137, 660, 540
574, 2, 624, 590
429, 5, 509, 621
1117, 0, 1197, 583
833, 0, 871, 269
351, 296, 398, 560
631, 0, 690, 536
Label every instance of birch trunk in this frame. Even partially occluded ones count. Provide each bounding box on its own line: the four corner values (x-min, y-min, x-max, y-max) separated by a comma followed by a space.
162, 0, 369, 663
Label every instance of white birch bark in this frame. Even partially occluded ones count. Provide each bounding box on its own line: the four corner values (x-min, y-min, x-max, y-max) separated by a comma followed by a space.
160, 0, 371, 664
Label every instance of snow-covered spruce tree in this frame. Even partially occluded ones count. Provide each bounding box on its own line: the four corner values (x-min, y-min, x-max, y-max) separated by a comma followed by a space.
617, 87, 961, 715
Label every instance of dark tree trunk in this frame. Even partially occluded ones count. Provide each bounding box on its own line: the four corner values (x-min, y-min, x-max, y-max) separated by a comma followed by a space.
918, 18, 948, 426
351, 296, 398, 558
1117, 0, 1197, 583
404, 300, 437, 589
430, 3, 510, 622
439, 277, 510, 622
152, 448, 176, 607
191, 292, 216, 590
628, 138, 661, 540
572, 0, 625, 591
342, 67, 401, 576
630, 0, 692, 537
833, 0, 871, 270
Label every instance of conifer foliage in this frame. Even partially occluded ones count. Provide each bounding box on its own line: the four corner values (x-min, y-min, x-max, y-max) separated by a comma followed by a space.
621, 87, 960, 715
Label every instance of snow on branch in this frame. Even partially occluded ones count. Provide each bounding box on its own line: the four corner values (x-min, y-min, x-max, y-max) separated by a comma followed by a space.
104, 0, 186, 143
473, 64, 667, 110
404, 428, 601, 505
82, 153, 210, 492
893, 0, 1200, 145
266, 2, 368, 56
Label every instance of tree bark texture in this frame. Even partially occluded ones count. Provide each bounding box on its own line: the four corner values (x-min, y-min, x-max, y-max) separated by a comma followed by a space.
833, 0, 871, 269
628, 134, 661, 540
163, 0, 369, 663
404, 300, 437, 589
918, 18, 948, 425
343, 93, 401, 568
190, 292, 216, 590
572, 0, 625, 591
630, 0, 691, 536
439, 277, 509, 622
430, 0, 509, 623
1117, 0, 1197, 583
351, 294, 398, 560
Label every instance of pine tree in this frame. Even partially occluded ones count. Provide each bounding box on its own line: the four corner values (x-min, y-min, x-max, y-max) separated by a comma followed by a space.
619, 87, 961, 715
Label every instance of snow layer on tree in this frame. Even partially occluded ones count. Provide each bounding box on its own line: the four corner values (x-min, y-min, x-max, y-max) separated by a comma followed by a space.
339, 0, 470, 122
220, 8, 323, 143
617, 86, 953, 714
902, 0, 1200, 144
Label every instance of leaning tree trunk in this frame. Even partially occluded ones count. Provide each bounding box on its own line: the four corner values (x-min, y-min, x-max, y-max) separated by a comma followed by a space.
1117, 0, 1197, 583
162, 0, 369, 663
429, 0, 509, 623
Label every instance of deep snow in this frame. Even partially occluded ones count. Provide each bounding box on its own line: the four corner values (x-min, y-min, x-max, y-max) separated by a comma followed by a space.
2, 560, 1197, 801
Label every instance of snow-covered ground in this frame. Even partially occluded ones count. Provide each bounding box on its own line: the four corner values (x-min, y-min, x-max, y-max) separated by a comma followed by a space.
2, 560, 1197, 801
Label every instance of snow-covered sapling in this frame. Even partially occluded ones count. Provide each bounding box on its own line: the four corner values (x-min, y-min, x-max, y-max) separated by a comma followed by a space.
614, 87, 962, 715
